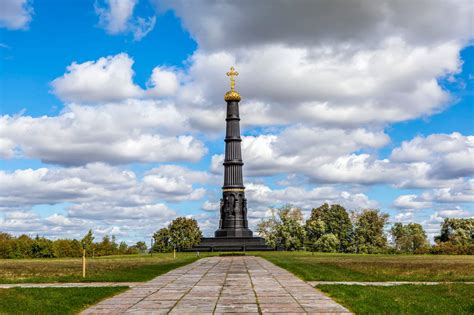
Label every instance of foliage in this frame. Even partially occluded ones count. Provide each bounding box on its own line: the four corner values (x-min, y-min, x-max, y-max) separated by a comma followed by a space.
314, 233, 340, 252
152, 217, 202, 252
391, 222, 429, 253
0, 230, 145, 259
305, 203, 352, 252
257, 206, 306, 250
352, 209, 389, 253
435, 218, 474, 245
153, 227, 173, 252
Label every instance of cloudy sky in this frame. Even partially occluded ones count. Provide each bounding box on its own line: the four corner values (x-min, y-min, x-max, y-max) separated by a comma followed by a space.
0, 0, 473, 243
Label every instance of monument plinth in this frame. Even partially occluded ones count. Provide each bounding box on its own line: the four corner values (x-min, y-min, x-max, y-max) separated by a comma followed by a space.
192, 67, 272, 251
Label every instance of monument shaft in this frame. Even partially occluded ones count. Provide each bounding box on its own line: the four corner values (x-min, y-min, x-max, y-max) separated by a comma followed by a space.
215, 69, 253, 237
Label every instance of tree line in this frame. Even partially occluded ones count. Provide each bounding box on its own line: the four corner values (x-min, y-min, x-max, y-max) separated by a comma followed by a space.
0, 230, 147, 259
257, 204, 474, 254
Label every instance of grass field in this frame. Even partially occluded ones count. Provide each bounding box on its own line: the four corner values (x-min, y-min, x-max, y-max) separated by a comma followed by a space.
0, 287, 127, 314
0, 253, 203, 283
257, 251, 474, 281
318, 284, 474, 314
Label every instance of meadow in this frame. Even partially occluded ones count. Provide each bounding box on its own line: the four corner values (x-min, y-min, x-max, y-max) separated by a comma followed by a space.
0, 287, 127, 314
256, 251, 474, 281
319, 284, 474, 314
0, 253, 203, 283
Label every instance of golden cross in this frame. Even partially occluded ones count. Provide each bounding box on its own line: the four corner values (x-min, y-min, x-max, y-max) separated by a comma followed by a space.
226, 66, 239, 91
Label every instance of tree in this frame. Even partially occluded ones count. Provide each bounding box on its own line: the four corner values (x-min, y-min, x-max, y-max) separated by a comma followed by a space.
168, 217, 202, 251
435, 218, 474, 245
353, 209, 389, 253
391, 223, 429, 253
257, 211, 279, 248
257, 205, 306, 250
305, 203, 353, 252
118, 241, 128, 254
153, 217, 202, 252
153, 227, 172, 252
278, 206, 306, 250
314, 233, 340, 252
134, 241, 147, 253
81, 229, 94, 254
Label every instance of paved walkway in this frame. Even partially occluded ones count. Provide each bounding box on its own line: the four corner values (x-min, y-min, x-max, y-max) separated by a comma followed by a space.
81, 256, 350, 314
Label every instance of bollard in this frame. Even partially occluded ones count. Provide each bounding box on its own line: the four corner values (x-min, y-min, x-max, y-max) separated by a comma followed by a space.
82, 248, 86, 278
173, 248, 176, 259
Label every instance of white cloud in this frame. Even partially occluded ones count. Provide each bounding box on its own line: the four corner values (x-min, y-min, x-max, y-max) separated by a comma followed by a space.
0, 163, 216, 239
391, 132, 474, 179
95, 0, 155, 41
146, 67, 180, 97
394, 195, 432, 210
160, 0, 473, 51
51, 54, 144, 103
0, 163, 208, 208
0, 0, 33, 30
0, 100, 206, 165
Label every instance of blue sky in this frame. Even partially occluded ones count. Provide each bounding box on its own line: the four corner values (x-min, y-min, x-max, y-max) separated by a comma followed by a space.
0, 0, 473, 242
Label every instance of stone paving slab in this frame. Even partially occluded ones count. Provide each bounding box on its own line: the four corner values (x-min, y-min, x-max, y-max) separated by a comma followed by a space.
81, 256, 351, 314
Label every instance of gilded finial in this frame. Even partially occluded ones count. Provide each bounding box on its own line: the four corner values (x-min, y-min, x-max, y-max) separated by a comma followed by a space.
224, 66, 241, 101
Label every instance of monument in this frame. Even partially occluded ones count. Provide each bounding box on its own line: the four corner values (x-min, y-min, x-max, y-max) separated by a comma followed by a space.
193, 67, 272, 251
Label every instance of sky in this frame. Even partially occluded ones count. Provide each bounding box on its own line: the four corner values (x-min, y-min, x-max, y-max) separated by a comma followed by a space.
0, 0, 473, 243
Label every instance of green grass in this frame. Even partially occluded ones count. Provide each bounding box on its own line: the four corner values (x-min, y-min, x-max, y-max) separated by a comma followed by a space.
0, 287, 127, 314
0, 253, 207, 283
256, 251, 474, 281
318, 284, 474, 315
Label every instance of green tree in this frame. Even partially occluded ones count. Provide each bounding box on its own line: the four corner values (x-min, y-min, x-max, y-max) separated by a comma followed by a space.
257, 211, 279, 248
168, 217, 202, 251
81, 229, 94, 254
118, 241, 128, 254
353, 209, 389, 253
391, 223, 429, 253
305, 203, 352, 252
278, 206, 306, 250
435, 218, 474, 245
257, 205, 306, 250
153, 217, 202, 252
0, 233, 13, 258
314, 233, 340, 252
153, 227, 172, 252
134, 241, 147, 253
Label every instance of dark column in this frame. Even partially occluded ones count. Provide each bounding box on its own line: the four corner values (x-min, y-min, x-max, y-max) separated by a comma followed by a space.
215, 98, 253, 237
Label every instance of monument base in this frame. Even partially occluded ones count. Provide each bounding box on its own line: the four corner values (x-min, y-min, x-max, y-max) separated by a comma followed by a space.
187, 236, 274, 252
215, 228, 253, 237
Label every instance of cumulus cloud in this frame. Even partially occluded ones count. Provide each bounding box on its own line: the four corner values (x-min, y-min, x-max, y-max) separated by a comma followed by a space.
393, 179, 474, 211
51, 54, 144, 103
0, 0, 33, 30
391, 132, 474, 179
146, 67, 180, 97
0, 163, 216, 238
160, 0, 473, 50
0, 163, 208, 208
0, 100, 206, 165
210, 130, 472, 188
95, 0, 155, 41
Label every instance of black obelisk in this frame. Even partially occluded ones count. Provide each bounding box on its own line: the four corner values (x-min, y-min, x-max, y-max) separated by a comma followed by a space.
215, 67, 253, 237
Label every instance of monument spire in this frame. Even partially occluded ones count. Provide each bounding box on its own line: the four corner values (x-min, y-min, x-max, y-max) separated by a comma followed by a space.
215, 66, 252, 237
